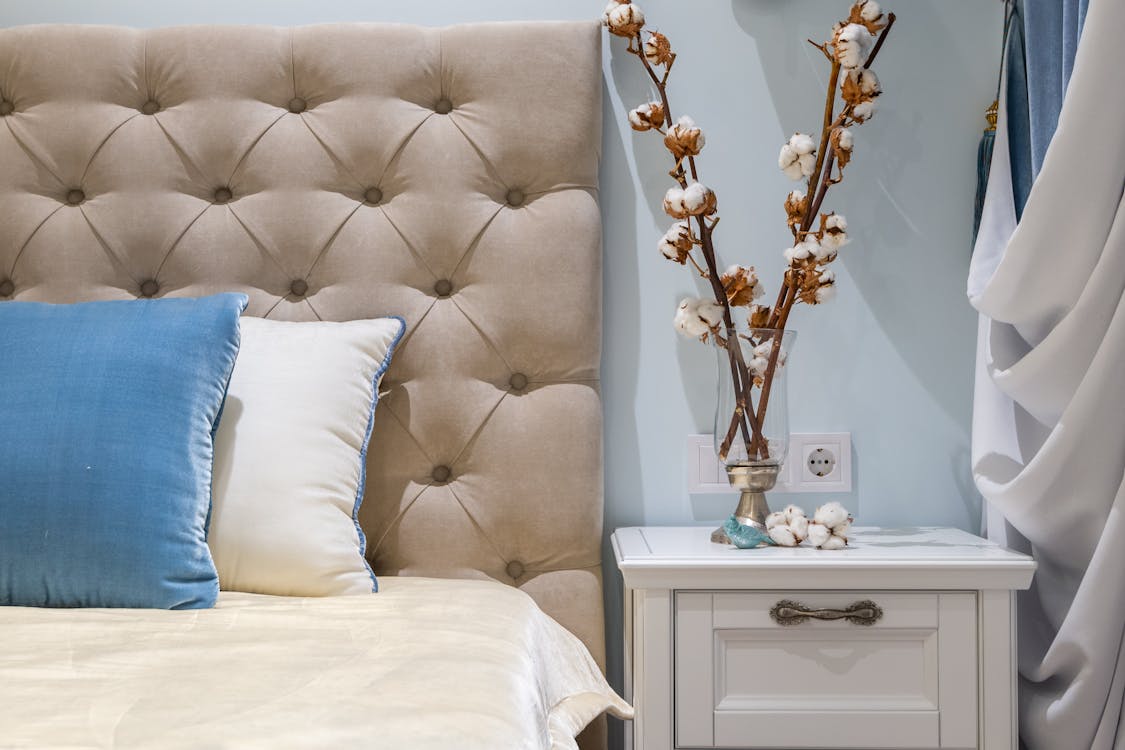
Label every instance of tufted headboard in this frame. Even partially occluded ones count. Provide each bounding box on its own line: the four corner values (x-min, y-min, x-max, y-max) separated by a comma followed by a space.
0, 19, 605, 672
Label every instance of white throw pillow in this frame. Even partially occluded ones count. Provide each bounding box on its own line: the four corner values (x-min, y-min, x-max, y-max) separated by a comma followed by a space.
209, 315, 405, 596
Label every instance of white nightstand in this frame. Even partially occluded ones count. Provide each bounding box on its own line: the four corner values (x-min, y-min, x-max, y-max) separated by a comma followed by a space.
612, 526, 1036, 750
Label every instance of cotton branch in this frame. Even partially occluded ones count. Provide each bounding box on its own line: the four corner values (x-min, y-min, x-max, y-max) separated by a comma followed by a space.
606, 0, 896, 464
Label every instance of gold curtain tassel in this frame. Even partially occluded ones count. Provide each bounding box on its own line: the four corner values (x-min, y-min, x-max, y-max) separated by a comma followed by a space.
985, 99, 999, 133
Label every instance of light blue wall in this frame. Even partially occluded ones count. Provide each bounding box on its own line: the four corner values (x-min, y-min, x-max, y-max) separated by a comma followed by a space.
1, 0, 1001, 744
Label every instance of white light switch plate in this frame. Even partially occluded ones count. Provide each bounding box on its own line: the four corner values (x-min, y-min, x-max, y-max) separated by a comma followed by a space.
687, 433, 852, 494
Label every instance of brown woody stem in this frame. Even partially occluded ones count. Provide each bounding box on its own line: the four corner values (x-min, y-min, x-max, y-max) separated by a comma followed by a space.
802, 59, 841, 230
632, 31, 765, 461
865, 14, 896, 69
747, 16, 899, 450
634, 34, 673, 128
806, 145, 836, 225
754, 284, 797, 430
698, 220, 761, 456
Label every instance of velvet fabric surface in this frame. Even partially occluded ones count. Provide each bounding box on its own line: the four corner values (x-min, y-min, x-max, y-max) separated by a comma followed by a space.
0, 293, 246, 609
1004, 0, 1089, 220
0, 21, 608, 685
0, 21, 609, 746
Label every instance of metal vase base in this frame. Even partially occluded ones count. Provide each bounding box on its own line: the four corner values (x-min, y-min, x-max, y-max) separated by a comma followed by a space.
711, 462, 781, 545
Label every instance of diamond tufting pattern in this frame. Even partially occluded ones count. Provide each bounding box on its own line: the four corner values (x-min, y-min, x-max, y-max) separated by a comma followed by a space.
0, 21, 606, 681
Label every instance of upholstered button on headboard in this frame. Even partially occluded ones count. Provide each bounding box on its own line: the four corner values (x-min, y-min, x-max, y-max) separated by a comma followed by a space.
0, 19, 605, 678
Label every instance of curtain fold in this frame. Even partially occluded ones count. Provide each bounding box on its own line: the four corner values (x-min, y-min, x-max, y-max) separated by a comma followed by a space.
1007, 0, 1091, 219
969, 0, 1124, 747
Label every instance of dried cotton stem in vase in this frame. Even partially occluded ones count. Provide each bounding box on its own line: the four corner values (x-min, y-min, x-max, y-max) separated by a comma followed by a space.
604, 0, 896, 463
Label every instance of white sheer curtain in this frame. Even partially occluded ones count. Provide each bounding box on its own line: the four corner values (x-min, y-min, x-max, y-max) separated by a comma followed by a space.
968, 0, 1125, 746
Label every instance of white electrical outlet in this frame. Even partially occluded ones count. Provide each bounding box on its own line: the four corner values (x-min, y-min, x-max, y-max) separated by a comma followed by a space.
790, 433, 851, 492
686, 433, 851, 494
807, 448, 836, 477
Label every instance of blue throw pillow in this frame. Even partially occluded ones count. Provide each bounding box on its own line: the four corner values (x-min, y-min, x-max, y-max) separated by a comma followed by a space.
0, 294, 247, 609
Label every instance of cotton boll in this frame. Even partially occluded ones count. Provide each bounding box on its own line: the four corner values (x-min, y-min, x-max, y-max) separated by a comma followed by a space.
665, 115, 706, 159
674, 298, 709, 338
659, 221, 693, 263
750, 344, 777, 376
721, 264, 763, 307
830, 127, 855, 168
841, 69, 881, 110
788, 132, 816, 156
815, 284, 836, 304
673, 298, 696, 336
820, 534, 847, 550
819, 269, 836, 285
663, 186, 688, 219
765, 511, 788, 530
628, 101, 664, 132
778, 144, 796, 170
680, 181, 717, 216
853, 99, 878, 122
789, 514, 809, 542
768, 524, 798, 547
856, 69, 881, 96
783, 504, 806, 523
832, 23, 873, 69
751, 342, 788, 373
784, 241, 811, 263
819, 233, 846, 254
816, 246, 839, 264
832, 518, 852, 540
784, 190, 808, 228
841, 69, 881, 123
605, 3, 645, 37
814, 501, 850, 529
806, 237, 832, 261
849, 0, 887, 33
681, 182, 705, 204
695, 298, 724, 328
778, 143, 804, 180
643, 31, 674, 66
805, 522, 830, 548
821, 214, 849, 252
658, 236, 679, 261
779, 141, 814, 180
798, 152, 817, 177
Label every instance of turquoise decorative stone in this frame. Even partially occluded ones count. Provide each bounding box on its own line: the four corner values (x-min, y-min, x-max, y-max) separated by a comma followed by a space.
723, 516, 776, 549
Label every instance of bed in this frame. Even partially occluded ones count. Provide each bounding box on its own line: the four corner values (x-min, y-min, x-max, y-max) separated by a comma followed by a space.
0, 20, 625, 750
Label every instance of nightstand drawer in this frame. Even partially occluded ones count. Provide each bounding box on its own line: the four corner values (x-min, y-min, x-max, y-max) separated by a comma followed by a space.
674, 591, 978, 749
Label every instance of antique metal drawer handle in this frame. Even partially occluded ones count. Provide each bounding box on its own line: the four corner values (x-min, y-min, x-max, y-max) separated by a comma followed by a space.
769, 599, 884, 626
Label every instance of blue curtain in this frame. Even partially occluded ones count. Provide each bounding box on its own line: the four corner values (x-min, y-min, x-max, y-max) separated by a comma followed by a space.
1006, 0, 1090, 219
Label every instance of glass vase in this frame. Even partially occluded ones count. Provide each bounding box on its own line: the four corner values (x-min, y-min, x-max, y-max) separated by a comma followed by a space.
711, 328, 796, 544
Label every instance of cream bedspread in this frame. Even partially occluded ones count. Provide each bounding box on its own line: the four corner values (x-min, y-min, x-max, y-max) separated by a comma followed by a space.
0, 577, 631, 749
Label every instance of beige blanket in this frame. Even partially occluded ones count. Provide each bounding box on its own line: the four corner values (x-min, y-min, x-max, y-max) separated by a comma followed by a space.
0, 577, 631, 749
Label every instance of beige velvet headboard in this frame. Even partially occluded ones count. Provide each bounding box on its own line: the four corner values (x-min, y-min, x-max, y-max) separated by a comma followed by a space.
0, 18, 605, 676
